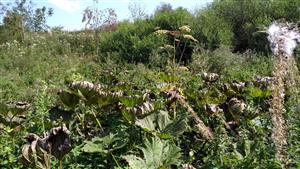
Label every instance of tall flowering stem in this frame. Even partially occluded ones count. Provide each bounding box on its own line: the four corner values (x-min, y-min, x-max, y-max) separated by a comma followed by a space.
267, 21, 300, 166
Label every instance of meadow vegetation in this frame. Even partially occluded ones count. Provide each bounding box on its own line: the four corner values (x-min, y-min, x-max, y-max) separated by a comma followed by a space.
0, 0, 300, 168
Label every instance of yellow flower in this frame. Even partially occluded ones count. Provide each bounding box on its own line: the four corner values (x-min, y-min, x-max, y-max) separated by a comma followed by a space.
164, 44, 175, 49
154, 29, 169, 35
183, 34, 198, 42
179, 25, 191, 33
177, 66, 189, 71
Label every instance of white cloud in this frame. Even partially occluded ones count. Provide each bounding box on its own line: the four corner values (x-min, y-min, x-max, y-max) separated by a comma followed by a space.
48, 0, 81, 13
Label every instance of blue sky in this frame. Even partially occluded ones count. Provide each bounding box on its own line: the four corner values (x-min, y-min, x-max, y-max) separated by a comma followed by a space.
1, 0, 213, 30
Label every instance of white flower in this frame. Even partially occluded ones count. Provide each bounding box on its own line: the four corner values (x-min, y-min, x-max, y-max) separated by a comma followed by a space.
267, 21, 300, 57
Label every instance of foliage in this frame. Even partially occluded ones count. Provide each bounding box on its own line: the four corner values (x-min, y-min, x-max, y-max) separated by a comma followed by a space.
124, 137, 181, 169
0, 0, 53, 43
99, 8, 192, 63
193, 0, 300, 53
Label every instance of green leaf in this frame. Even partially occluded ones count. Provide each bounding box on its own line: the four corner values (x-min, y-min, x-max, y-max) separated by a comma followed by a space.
161, 118, 187, 137
0, 102, 8, 114
120, 96, 143, 107
81, 133, 126, 154
124, 137, 181, 169
81, 138, 106, 153
135, 110, 187, 137
156, 111, 172, 131
135, 113, 156, 131
122, 110, 136, 123
124, 155, 147, 169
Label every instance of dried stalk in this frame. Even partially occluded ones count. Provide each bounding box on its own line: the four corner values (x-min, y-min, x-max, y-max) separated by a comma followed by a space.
166, 88, 214, 140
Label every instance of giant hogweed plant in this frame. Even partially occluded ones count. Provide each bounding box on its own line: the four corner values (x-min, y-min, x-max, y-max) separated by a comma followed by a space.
155, 25, 198, 65
0, 62, 280, 168
64, 72, 272, 168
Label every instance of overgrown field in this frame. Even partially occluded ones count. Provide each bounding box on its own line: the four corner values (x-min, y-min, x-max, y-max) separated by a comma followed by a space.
1, 0, 300, 169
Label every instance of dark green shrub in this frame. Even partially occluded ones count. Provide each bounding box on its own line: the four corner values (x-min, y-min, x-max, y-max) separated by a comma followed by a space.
206, 47, 273, 81
193, 0, 300, 53
99, 20, 166, 63
152, 7, 192, 30
99, 8, 193, 64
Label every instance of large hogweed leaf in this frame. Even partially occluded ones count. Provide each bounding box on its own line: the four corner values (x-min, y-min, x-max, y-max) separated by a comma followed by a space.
81, 133, 127, 154
124, 137, 181, 169
135, 110, 187, 138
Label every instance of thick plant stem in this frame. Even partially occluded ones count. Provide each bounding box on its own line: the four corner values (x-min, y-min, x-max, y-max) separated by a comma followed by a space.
270, 55, 300, 167
166, 88, 213, 140
167, 90, 214, 140
269, 56, 288, 166
178, 98, 214, 140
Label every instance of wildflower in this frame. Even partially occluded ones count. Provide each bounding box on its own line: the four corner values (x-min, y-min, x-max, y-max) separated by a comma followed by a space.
164, 44, 175, 49
154, 29, 169, 35
182, 163, 196, 169
183, 34, 198, 42
179, 25, 191, 33
5, 42, 10, 47
177, 66, 189, 71
201, 72, 219, 83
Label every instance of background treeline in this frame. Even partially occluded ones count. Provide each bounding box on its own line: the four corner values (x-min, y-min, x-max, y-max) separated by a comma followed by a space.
1, 0, 300, 63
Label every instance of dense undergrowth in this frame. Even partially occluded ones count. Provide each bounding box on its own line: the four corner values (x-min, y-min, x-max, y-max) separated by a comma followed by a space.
1, 0, 300, 169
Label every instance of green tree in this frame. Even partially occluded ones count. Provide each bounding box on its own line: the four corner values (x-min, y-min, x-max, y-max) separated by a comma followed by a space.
193, 0, 300, 53
0, 0, 53, 41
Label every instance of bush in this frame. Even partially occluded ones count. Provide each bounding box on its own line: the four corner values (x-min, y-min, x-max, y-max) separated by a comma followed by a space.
206, 47, 273, 81
193, 0, 300, 53
99, 20, 165, 63
99, 8, 193, 64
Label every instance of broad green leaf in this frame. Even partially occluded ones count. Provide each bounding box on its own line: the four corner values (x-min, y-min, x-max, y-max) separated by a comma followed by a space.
124, 137, 181, 169
248, 87, 263, 98
135, 113, 156, 131
124, 155, 148, 169
122, 110, 136, 123
81, 133, 126, 154
135, 110, 187, 138
156, 111, 172, 130
161, 118, 187, 137
81, 138, 106, 153
120, 96, 143, 107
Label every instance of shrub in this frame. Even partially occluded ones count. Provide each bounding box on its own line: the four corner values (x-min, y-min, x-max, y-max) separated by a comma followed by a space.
99, 8, 193, 64
193, 0, 300, 53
